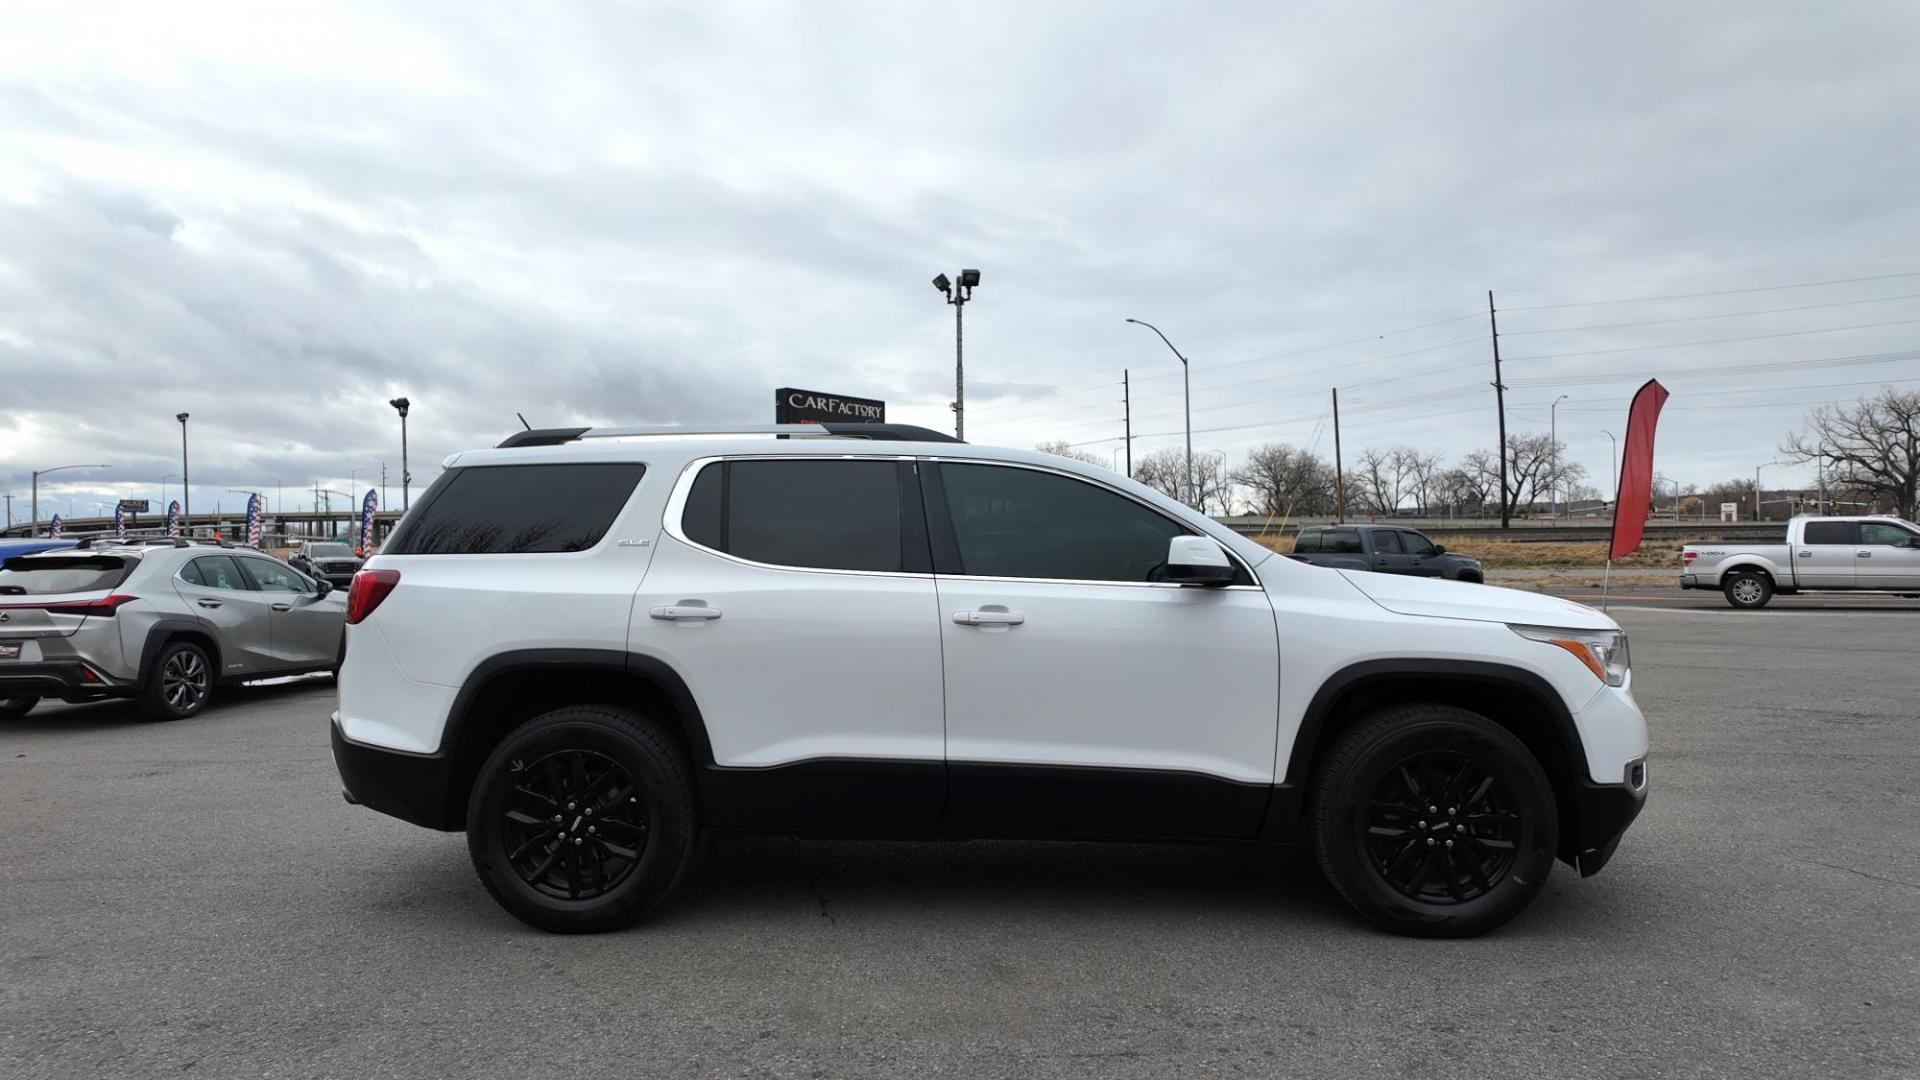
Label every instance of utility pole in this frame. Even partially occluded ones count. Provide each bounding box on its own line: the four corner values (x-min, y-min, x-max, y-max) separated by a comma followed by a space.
1488, 291, 1510, 528
1122, 369, 1132, 477
1332, 387, 1346, 523
389, 398, 412, 509
931, 271, 980, 440
177, 412, 191, 537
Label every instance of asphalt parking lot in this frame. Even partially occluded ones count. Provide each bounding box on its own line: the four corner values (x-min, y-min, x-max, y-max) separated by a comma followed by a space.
3, 607, 1917, 1080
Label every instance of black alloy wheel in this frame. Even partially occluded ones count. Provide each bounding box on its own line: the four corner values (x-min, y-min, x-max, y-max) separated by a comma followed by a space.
1364, 750, 1519, 904
140, 641, 213, 721
500, 748, 650, 901
467, 705, 696, 933
1311, 704, 1558, 938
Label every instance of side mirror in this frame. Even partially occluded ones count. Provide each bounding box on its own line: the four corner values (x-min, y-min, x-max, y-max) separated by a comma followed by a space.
1165, 535, 1236, 587
1432, 544, 1447, 555
315, 579, 334, 597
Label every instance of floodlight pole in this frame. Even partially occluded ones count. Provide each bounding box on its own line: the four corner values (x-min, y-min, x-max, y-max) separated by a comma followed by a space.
932, 272, 980, 441
177, 412, 191, 535
389, 397, 411, 510
1125, 318, 1195, 508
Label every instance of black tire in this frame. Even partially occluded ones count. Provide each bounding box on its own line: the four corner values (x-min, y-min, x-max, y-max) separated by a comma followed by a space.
1310, 704, 1558, 938
1457, 572, 1484, 585
1723, 570, 1774, 610
467, 704, 697, 933
139, 640, 214, 721
0, 696, 39, 721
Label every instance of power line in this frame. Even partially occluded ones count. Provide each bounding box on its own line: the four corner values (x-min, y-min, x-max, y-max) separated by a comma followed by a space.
1497, 252, 1920, 295
1507, 347, 1920, 389
1125, 312, 1484, 384
1498, 291, 1920, 336
1502, 270, 1920, 311
1503, 317, 1920, 361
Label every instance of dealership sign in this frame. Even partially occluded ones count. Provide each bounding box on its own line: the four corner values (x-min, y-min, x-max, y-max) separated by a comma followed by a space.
775, 387, 885, 424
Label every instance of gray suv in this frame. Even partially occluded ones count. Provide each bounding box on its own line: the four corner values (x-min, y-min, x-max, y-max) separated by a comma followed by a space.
0, 539, 346, 722
288, 541, 365, 589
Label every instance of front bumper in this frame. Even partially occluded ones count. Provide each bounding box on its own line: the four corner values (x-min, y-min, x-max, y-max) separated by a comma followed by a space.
0, 660, 132, 701
1570, 759, 1647, 876
330, 713, 460, 831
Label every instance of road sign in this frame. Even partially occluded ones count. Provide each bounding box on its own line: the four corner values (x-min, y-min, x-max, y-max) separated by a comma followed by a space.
775, 387, 886, 424
118, 499, 150, 513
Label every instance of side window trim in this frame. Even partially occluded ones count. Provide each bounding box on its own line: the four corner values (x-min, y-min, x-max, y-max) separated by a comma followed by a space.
919, 458, 1259, 588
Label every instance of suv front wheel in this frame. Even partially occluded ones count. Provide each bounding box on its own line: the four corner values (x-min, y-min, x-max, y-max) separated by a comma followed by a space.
140, 641, 214, 721
1310, 704, 1558, 938
467, 705, 697, 933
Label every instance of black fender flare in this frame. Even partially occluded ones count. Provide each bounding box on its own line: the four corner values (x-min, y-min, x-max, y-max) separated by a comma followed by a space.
438, 647, 714, 765
138, 618, 225, 687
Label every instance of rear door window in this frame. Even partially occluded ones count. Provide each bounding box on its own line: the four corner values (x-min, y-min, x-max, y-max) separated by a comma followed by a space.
384, 463, 646, 555
677, 459, 913, 573
1860, 522, 1918, 546
180, 555, 250, 591
1801, 521, 1858, 545
1373, 530, 1403, 554
1325, 530, 1363, 554
0, 555, 135, 595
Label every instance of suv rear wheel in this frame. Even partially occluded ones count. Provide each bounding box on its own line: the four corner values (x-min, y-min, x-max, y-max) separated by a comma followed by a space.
140, 641, 214, 721
0, 696, 38, 721
467, 704, 697, 933
1310, 704, 1557, 938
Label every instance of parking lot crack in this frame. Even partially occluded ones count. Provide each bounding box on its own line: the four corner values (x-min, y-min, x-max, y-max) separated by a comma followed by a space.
1812, 860, 1920, 891
790, 837, 836, 923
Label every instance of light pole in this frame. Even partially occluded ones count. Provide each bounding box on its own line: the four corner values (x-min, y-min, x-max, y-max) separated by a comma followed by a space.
930, 270, 980, 440
176, 412, 191, 535
31, 464, 109, 538
1754, 461, 1784, 522
1125, 318, 1195, 508
1601, 430, 1618, 507
1549, 395, 1569, 518
388, 398, 411, 510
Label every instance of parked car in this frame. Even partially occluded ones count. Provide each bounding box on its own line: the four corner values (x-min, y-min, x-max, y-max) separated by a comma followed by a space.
1680, 514, 1920, 608
288, 541, 364, 588
0, 538, 345, 722
1288, 524, 1485, 583
0, 538, 78, 560
332, 423, 1646, 938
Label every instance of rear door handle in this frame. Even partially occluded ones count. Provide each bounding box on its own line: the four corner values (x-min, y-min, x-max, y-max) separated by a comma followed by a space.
196, 599, 223, 609
953, 610, 1025, 626
650, 604, 721, 621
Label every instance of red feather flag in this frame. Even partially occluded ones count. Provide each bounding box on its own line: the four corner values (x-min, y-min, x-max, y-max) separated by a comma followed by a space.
1609, 379, 1671, 561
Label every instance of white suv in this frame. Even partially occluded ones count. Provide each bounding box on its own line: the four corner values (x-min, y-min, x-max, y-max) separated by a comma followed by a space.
331, 423, 1647, 937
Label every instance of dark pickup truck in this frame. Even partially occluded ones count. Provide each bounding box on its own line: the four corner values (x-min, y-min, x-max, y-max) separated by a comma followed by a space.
1288, 524, 1484, 583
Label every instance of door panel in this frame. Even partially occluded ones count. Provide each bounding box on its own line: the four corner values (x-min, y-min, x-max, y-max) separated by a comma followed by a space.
1795, 521, 1857, 587
1857, 522, 1920, 589
172, 555, 275, 675
1397, 531, 1445, 576
1369, 530, 1415, 575
238, 556, 341, 667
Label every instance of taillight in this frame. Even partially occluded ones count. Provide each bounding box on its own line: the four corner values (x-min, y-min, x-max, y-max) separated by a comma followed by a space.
345, 569, 401, 625
1681, 551, 1698, 565
41, 594, 139, 617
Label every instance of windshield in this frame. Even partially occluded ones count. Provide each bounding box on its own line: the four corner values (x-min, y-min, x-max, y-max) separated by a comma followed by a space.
0, 555, 136, 595
308, 543, 355, 558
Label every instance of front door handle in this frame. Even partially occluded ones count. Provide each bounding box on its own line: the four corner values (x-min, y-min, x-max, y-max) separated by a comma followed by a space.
1857, 551, 1872, 558
271, 602, 293, 612
651, 604, 722, 621
953, 610, 1025, 626
1798, 550, 1813, 558
196, 599, 222, 609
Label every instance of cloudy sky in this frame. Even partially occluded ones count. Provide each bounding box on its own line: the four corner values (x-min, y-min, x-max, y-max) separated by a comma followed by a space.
4, 1, 1920, 526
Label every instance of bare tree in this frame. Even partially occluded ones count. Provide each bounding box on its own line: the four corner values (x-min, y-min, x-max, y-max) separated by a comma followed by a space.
1402, 449, 1446, 515
1191, 450, 1233, 516
1466, 434, 1562, 520
1230, 443, 1335, 517
1352, 446, 1439, 515
1782, 388, 1920, 520
1034, 441, 1108, 467
1131, 448, 1188, 503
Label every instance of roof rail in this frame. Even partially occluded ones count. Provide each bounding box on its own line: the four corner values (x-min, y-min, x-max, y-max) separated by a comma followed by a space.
496, 423, 963, 449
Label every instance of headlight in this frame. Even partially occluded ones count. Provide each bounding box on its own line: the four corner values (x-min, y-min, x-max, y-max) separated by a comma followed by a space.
1510, 624, 1630, 686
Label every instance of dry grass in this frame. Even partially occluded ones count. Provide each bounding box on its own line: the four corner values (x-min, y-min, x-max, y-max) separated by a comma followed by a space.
1253, 533, 1699, 570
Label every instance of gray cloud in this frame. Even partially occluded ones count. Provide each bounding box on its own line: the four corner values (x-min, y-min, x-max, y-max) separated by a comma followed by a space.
5, 1, 1920, 525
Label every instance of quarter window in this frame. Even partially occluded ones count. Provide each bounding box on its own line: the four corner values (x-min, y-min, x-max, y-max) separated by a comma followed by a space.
678, 459, 909, 573
936, 463, 1204, 583
383, 463, 646, 555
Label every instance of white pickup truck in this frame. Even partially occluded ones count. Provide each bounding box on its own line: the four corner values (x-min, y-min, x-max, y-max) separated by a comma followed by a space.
1680, 515, 1920, 608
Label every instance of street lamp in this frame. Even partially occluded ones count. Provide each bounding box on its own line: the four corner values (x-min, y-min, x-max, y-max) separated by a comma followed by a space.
388, 398, 411, 510
176, 412, 191, 535
1601, 430, 1618, 507
1754, 461, 1785, 522
1549, 395, 1569, 518
931, 270, 980, 440
1125, 318, 1195, 508
31, 464, 109, 538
